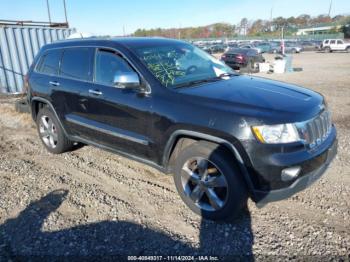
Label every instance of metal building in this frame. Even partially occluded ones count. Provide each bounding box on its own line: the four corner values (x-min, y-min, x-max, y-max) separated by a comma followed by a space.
0, 21, 75, 94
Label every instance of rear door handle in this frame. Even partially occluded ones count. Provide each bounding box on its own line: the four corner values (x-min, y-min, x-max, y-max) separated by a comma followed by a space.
88, 89, 103, 96
49, 81, 60, 86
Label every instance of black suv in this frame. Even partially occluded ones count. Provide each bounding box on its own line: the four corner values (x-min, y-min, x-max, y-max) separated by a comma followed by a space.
26, 38, 337, 221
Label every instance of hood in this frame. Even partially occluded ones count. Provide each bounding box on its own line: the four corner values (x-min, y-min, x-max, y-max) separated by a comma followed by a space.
176, 75, 323, 123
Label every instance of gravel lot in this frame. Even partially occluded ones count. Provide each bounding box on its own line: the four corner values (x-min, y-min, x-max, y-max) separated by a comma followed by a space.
0, 52, 349, 260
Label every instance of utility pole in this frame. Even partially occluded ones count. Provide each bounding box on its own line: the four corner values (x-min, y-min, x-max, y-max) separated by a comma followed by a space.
63, 0, 68, 25
328, 0, 333, 17
270, 6, 274, 32
46, 0, 52, 24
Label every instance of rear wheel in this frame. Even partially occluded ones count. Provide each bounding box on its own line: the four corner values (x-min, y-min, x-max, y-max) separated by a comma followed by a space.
173, 141, 248, 221
346, 47, 350, 53
36, 107, 74, 154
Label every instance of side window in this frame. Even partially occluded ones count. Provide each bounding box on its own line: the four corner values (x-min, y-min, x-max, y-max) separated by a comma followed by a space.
36, 49, 62, 75
337, 40, 343, 44
325, 40, 329, 44
330, 40, 336, 44
60, 48, 94, 81
95, 50, 135, 86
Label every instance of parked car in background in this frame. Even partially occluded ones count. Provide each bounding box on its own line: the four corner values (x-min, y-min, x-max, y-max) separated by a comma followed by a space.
26, 37, 337, 221
227, 42, 239, 48
299, 40, 319, 51
282, 42, 303, 53
254, 42, 272, 53
201, 45, 212, 54
239, 44, 262, 54
321, 39, 350, 52
269, 41, 281, 53
201, 44, 225, 54
221, 48, 265, 73
311, 40, 323, 50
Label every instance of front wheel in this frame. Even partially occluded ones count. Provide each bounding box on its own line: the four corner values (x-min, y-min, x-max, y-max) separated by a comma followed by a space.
346, 47, 350, 53
173, 141, 248, 221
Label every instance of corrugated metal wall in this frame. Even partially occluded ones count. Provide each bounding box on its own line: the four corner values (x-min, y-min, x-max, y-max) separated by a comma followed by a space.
0, 26, 75, 93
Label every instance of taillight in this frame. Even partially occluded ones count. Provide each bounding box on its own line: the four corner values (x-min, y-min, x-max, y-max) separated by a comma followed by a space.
23, 74, 29, 94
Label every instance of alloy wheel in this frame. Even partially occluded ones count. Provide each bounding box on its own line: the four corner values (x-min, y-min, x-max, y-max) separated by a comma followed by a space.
39, 115, 58, 149
180, 157, 228, 212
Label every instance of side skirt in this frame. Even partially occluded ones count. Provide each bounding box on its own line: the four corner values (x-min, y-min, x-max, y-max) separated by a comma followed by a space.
70, 135, 167, 174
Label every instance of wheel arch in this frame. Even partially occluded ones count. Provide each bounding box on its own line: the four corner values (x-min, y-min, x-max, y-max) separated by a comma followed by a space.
163, 130, 256, 195
31, 97, 69, 137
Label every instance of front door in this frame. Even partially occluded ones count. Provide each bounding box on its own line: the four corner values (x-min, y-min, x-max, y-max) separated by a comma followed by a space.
68, 48, 154, 160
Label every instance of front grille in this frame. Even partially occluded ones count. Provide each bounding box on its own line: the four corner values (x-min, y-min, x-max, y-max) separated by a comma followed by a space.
297, 110, 332, 149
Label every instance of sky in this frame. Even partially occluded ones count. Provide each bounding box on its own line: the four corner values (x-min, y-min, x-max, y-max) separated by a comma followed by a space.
1, 0, 350, 36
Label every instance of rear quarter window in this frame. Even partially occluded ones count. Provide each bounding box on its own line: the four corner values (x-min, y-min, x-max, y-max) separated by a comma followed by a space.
36, 49, 62, 75
60, 47, 94, 81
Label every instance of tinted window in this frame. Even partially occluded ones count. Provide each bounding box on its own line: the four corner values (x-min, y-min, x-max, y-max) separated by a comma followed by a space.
337, 40, 343, 44
95, 50, 134, 86
37, 49, 62, 75
60, 48, 94, 81
247, 50, 258, 56
330, 40, 336, 44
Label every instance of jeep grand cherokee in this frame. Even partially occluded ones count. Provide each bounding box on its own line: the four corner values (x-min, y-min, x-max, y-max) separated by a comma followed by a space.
26, 38, 337, 221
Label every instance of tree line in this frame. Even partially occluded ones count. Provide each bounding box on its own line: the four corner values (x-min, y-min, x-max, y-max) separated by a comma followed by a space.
133, 14, 350, 39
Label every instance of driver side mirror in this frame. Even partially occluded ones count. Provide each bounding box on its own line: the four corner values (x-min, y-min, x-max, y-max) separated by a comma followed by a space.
113, 72, 140, 89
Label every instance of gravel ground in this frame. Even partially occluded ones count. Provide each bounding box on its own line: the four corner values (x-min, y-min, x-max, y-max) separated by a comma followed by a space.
0, 52, 349, 260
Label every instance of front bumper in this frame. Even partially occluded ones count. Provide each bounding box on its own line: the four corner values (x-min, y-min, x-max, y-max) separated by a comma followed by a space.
254, 138, 337, 207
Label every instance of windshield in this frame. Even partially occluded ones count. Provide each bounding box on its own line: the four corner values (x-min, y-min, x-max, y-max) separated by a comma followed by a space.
131, 42, 234, 88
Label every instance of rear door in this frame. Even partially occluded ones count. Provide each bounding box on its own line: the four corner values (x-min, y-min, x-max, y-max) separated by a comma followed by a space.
51, 47, 95, 136
329, 40, 337, 50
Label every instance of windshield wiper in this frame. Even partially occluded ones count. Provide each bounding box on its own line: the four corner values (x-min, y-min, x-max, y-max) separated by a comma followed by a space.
173, 73, 238, 89
173, 78, 220, 89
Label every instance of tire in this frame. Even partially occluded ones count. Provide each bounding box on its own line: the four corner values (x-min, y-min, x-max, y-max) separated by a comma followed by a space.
346, 47, 350, 53
173, 141, 248, 221
291, 48, 296, 54
15, 98, 30, 113
325, 47, 331, 53
240, 59, 257, 74
36, 106, 74, 154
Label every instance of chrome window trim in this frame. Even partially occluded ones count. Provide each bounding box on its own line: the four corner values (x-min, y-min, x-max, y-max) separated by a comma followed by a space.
33, 45, 152, 94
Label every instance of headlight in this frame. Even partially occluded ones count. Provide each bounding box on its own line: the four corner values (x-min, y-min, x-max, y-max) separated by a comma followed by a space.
252, 123, 300, 144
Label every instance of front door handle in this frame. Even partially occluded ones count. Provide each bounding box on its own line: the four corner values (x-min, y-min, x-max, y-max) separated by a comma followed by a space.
49, 81, 60, 86
88, 89, 103, 96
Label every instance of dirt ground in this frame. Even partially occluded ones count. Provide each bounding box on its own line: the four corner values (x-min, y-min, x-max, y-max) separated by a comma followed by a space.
0, 52, 349, 260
